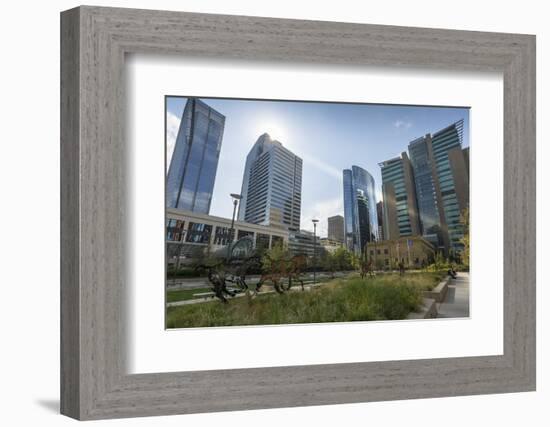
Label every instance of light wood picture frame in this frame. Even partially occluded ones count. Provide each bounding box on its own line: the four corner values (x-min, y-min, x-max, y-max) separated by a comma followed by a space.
60, 5, 536, 420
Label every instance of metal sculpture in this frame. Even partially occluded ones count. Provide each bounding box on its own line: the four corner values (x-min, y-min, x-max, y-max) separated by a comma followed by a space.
359, 258, 376, 279
199, 237, 308, 302
199, 236, 261, 303
255, 254, 307, 294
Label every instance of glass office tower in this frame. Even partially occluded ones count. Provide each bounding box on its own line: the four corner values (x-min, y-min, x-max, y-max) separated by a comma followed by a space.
430, 120, 466, 253
408, 120, 467, 254
343, 170, 355, 251
166, 98, 225, 213
379, 153, 420, 240
408, 135, 445, 250
238, 133, 302, 231
343, 166, 379, 255
381, 119, 468, 256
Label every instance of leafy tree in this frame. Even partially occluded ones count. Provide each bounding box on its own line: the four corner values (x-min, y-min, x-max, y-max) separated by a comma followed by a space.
428, 251, 448, 272
332, 246, 354, 271
319, 250, 335, 276
261, 241, 291, 273
459, 207, 470, 268
438, 252, 448, 270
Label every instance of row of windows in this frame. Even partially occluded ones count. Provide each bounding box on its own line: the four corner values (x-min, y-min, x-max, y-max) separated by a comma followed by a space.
245, 198, 268, 214
167, 219, 285, 249
432, 134, 460, 151
381, 169, 404, 182
272, 156, 301, 175
274, 146, 302, 164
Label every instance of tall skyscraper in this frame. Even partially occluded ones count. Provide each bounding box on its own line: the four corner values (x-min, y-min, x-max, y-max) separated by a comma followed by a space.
327, 215, 345, 243
431, 120, 468, 253
405, 120, 468, 253
408, 134, 445, 249
238, 133, 302, 231
381, 119, 468, 255
379, 152, 421, 240
343, 166, 379, 255
166, 98, 225, 213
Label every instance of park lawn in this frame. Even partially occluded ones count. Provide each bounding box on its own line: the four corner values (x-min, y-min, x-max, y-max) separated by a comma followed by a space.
342, 270, 446, 291
396, 270, 447, 291
166, 287, 214, 303
166, 272, 443, 328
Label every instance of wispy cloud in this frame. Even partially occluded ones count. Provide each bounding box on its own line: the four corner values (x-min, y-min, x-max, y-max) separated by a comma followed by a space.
301, 197, 344, 237
303, 155, 342, 180
166, 111, 181, 170
393, 119, 413, 129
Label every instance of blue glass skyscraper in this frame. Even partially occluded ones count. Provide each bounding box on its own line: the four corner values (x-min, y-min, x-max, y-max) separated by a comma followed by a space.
381, 119, 468, 256
166, 98, 225, 213
406, 120, 467, 253
343, 166, 379, 255
408, 135, 444, 249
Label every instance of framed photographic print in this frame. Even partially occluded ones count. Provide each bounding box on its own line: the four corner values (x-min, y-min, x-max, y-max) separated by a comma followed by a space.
61, 6, 536, 420
163, 96, 471, 329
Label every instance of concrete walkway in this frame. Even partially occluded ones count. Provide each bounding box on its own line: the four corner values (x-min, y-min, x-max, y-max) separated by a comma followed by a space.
167, 271, 350, 290
436, 272, 470, 318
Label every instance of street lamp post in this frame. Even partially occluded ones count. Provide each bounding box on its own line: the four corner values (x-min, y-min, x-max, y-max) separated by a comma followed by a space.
227, 193, 242, 258
312, 219, 319, 284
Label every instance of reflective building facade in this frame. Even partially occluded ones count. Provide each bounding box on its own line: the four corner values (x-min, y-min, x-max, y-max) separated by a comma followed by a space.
408, 135, 445, 249
380, 119, 468, 256
431, 120, 467, 253
406, 120, 467, 253
238, 133, 302, 231
343, 166, 379, 255
380, 153, 420, 240
166, 98, 226, 213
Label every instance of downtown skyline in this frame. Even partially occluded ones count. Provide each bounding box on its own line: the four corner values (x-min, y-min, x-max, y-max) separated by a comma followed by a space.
166, 96, 469, 237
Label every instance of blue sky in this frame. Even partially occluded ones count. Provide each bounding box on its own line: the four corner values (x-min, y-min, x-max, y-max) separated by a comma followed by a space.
166, 97, 469, 237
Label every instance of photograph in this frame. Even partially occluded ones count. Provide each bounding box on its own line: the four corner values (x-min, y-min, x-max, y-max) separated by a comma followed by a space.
164, 96, 471, 328
47, 2, 538, 421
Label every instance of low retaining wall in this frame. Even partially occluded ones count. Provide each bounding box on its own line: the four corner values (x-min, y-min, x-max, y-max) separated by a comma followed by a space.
423, 276, 450, 303
407, 298, 438, 319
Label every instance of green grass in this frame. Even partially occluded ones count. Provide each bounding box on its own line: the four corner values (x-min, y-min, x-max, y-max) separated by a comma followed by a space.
344, 270, 445, 291
166, 287, 214, 303
400, 270, 446, 291
166, 272, 444, 328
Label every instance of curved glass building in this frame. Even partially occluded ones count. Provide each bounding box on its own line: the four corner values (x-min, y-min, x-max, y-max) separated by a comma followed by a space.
343, 166, 379, 255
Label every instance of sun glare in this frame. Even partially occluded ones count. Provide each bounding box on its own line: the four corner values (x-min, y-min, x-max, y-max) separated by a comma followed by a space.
256, 119, 288, 143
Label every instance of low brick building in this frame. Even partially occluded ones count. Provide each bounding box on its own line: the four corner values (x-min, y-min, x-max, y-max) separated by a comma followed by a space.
364, 236, 435, 269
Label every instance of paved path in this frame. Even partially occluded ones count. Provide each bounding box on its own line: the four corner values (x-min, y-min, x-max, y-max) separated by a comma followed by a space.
436, 272, 470, 318
167, 282, 326, 307
167, 271, 350, 290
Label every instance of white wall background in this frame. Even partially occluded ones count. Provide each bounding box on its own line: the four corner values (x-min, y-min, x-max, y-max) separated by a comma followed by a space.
0, 0, 546, 426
